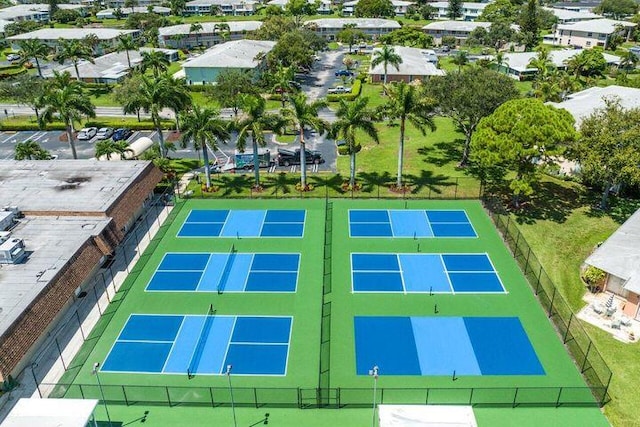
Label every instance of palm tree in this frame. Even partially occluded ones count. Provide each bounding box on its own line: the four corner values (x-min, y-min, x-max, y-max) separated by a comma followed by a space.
452, 50, 469, 72
492, 51, 506, 73
167, 77, 192, 131
371, 44, 403, 92
124, 0, 138, 13
329, 97, 379, 189
234, 94, 287, 188
124, 74, 190, 157
39, 71, 96, 159
55, 39, 94, 81
271, 65, 296, 108
180, 105, 230, 188
95, 139, 133, 160
190, 23, 203, 47
83, 33, 101, 54
116, 34, 138, 69
620, 50, 639, 71
140, 50, 169, 77
380, 81, 437, 188
528, 46, 554, 80
213, 22, 230, 44
14, 140, 51, 160
17, 39, 50, 78
282, 93, 329, 190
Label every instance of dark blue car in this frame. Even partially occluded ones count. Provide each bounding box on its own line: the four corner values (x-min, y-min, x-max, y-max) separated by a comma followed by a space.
335, 69, 354, 77
112, 128, 133, 141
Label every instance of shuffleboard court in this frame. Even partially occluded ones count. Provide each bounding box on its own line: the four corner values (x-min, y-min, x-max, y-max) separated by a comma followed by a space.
102, 314, 292, 376
354, 316, 544, 376
351, 253, 505, 293
349, 209, 476, 238
178, 209, 306, 237
146, 252, 300, 293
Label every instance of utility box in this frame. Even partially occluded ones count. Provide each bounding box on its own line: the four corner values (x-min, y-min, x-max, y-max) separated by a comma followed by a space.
0, 210, 16, 231
0, 231, 26, 264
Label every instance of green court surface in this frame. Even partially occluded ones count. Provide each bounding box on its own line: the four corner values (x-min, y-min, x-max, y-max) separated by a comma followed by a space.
59, 198, 608, 425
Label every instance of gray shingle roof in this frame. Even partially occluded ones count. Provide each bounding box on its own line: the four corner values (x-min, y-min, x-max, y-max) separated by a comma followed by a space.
182, 39, 276, 69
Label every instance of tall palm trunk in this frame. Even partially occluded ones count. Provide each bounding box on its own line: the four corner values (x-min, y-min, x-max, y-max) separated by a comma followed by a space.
201, 140, 212, 188
154, 112, 167, 157
299, 126, 306, 188
66, 121, 78, 159
252, 135, 261, 187
600, 180, 611, 210
35, 57, 43, 78
125, 50, 131, 69
349, 151, 356, 188
73, 61, 81, 81
396, 116, 405, 188
382, 64, 388, 95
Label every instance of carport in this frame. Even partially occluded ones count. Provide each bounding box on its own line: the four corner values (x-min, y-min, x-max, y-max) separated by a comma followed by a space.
2, 398, 99, 427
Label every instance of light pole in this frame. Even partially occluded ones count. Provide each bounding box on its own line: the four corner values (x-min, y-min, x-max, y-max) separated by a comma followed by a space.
91, 362, 112, 427
369, 365, 379, 427
226, 364, 237, 427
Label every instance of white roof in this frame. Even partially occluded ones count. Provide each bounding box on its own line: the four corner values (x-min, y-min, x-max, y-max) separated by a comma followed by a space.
543, 6, 600, 21
369, 45, 445, 77
0, 3, 84, 21
305, 18, 401, 29
182, 39, 276, 69
7, 27, 137, 41
159, 20, 262, 36
548, 85, 640, 126
423, 20, 491, 31
187, 0, 255, 5
2, 398, 99, 427
0, 18, 11, 33
429, 1, 488, 10
97, 6, 170, 16
585, 208, 640, 294
504, 49, 620, 73
557, 18, 636, 34
268, 0, 331, 5
379, 405, 478, 427
343, 0, 413, 6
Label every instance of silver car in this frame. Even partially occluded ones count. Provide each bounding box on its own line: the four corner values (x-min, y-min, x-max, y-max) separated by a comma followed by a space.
96, 127, 114, 140
77, 127, 98, 140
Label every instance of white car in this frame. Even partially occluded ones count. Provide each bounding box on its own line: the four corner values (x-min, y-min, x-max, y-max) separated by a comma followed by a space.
6, 54, 20, 62
77, 127, 98, 140
96, 127, 114, 140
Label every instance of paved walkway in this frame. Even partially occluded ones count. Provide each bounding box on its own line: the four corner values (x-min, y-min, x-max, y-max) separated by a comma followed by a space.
0, 202, 173, 422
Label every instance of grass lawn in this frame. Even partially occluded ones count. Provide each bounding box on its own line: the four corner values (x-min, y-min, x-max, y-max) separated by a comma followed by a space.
508, 180, 640, 427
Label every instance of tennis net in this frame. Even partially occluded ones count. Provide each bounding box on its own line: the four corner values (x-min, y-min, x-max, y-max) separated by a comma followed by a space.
187, 305, 216, 378
217, 244, 237, 295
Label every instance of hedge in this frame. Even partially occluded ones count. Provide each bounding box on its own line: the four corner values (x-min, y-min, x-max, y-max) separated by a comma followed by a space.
326, 79, 363, 102
0, 120, 66, 131
85, 118, 176, 130
187, 85, 211, 92
0, 68, 27, 80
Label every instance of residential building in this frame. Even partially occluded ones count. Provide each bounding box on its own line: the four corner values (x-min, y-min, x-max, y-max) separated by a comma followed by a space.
304, 18, 401, 41
548, 85, 640, 126
96, 6, 171, 19
0, 3, 87, 22
158, 21, 262, 49
0, 160, 163, 383
7, 28, 141, 55
544, 6, 601, 24
430, 2, 489, 21
583, 206, 640, 320
369, 45, 445, 83
342, 0, 414, 17
0, 19, 11, 37
551, 1, 601, 13
42, 48, 179, 83
105, 0, 164, 7
184, 0, 257, 16
550, 18, 636, 49
267, 0, 333, 14
181, 39, 276, 84
423, 20, 490, 45
499, 49, 620, 80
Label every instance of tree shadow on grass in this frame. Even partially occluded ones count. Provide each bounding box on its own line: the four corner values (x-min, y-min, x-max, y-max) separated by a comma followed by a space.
511, 180, 589, 225
309, 173, 346, 195
263, 172, 299, 196
212, 174, 253, 196
418, 139, 464, 168
404, 170, 456, 196
584, 193, 640, 224
358, 171, 393, 194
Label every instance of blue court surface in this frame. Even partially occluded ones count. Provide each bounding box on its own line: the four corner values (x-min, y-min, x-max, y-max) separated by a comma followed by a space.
146, 253, 300, 293
349, 209, 476, 238
178, 209, 306, 238
102, 315, 292, 376
354, 316, 544, 376
351, 253, 505, 293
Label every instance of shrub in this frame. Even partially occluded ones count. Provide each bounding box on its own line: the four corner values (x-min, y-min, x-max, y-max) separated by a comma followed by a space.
326, 78, 363, 102
582, 265, 606, 289
85, 118, 175, 130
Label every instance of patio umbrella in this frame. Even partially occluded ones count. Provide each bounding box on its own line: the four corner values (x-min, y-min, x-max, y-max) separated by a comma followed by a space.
605, 293, 615, 309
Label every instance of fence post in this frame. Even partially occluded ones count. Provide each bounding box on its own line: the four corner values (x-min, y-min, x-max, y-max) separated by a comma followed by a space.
512, 387, 519, 408
31, 364, 42, 398
581, 341, 592, 373
425, 388, 429, 405
209, 387, 215, 407
514, 229, 521, 255
79, 384, 85, 399
468, 388, 474, 405
548, 287, 556, 318
555, 387, 563, 408
254, 387, 259, 408
122, 385, 129, 406
454, 177, 459, 199
75, 310, 85, 341
166, 386, 172, 407
55, 338, 66, 370
564, 313, 573, 343
93, 286, 102, 315
524, 247, 532, 275
535, 265, 543, 295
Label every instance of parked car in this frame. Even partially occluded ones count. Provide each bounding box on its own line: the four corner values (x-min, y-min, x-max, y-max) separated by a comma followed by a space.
335, 69, 354, 77
327, 86, 350, 94
112, 128, 133, 141
277, 148, 324, 167
77, 127, 97, 140
6, 54, 20, 62
96, 127, 114, 140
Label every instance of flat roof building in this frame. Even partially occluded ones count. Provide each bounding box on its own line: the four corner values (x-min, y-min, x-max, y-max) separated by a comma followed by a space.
429, 2, 489, 21
369, 45, 445, 83
543, 6, 600, 24
185, 0, 258, 16
550, 18, 636, 49
7, 28, 140, 54
96, 6, 171, 18
158, 21, 262, 49
548, 85, 640, 126
342, 0, 414, 17
305, 18, 401, 40
423, 20, 491, 45
0, 160, 162, 382
499, 49, 620, 80
0, 4, 86, 22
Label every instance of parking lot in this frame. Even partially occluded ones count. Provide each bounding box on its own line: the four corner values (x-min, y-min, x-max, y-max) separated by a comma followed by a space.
0, 128, 337, 172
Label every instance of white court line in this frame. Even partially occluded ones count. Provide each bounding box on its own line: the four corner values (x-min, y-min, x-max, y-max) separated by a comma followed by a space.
194, 253, 215, 291
161, 316, 187, 372
218, 317, 237, 374
439, 254, 455, 295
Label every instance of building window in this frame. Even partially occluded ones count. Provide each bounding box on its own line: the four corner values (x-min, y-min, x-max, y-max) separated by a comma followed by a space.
587, 32, 592, 37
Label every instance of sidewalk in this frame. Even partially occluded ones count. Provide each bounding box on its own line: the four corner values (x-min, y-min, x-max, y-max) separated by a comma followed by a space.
0, 201, 173, 422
